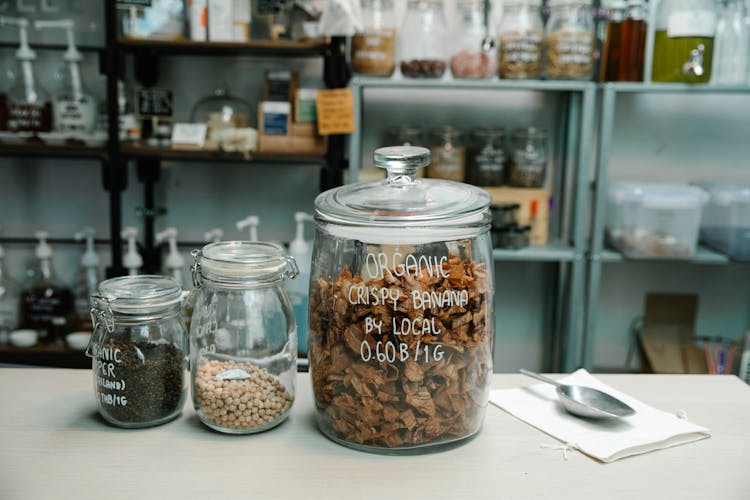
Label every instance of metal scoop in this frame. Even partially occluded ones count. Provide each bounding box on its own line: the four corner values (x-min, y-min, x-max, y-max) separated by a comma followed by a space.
519, 370, 636, 419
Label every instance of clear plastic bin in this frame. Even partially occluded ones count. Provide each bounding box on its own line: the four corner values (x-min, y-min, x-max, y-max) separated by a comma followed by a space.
607, 183, 708, 259
698, 183, 750, 261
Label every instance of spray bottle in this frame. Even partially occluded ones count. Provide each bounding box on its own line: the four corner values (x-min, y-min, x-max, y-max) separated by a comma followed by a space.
34, 19, 97, 134
73, 227, 99, 332
0, 17, 52, 133
286, 212, 313, 354
0, 227, 20, 344
236, 215, 259, 241
122, 227, 143, 276
156, 227, 185, 287
20, 231, 74, 343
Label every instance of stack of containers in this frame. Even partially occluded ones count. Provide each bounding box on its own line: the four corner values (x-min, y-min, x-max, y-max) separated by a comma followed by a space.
698, 183, 750, 261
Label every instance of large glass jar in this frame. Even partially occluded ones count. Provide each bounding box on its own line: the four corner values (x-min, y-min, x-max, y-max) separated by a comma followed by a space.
86, 276, 188, 428
189, 241, 298, 434
508, 126, 548, 188
466, 128, 506, 186
399, 0, 448, 78
543, 0, 595, 80
351, 0, 397, 76
712, 0, 747, 85
652, 0, 717, 83
428, 126, 466, 181
309, 146, 494, 453
498, 0, 544, 79
450, 0, 495, 79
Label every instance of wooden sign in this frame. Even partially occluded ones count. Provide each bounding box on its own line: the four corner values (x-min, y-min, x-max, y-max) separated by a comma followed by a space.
315, 88, 355, 136
137, 88, 173, 118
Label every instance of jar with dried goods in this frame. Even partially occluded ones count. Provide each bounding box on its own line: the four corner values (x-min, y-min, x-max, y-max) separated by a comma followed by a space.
543, 0, 595, 80
189, 241, 298, 434
309, 146, 494, 453
498, 0, 544, 79
351, 0, 397, 77
467, 128, 506, 186
86, 276, 188, 428
508, 127, 548, 188
400, 0, 449, 78
428, 126, 466, 182
450, 0, 495, 79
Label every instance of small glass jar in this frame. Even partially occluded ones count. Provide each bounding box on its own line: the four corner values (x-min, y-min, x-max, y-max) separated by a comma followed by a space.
466, 128, 506, 186
498, 0, 544, 79
399, 0, 448, 78
428, 126, 466, 182
309, 146, 494, 453
508, 127, 548, 188
490, 203, 520, 228
450, 0, 495, 79
351, 0, 397, 77
86, 276, 188, 428
492, 224, 531, 249
385, 124, 424, 146
189, 241, 298, 434
543, 0, 595, 80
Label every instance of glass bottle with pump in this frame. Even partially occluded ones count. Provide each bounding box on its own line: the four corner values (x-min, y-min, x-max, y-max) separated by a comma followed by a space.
34, 19, 97, 135
73, 228, 100, 332
286, 212, 313, 355
20, 231, 75, 343
0, 17, 52, 133
156, 227, 186, 289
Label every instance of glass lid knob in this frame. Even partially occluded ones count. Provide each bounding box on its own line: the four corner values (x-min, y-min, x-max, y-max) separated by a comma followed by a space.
374, 146, 430, 186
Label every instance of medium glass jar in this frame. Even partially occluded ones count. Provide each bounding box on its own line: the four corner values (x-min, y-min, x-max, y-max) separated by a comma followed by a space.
86, 275, 188, 428
450, 0, 495, 79
351, 0, 397, 77
428, 126, 466, 182
189, 241, 298, 434
508, 127, 548, 188
466, 128, 506, 186
543, 0, 595, 80
399, 0, 448, 78
309, 146, 494, 453
652, 0, 717, 83
498, 0, 544, 79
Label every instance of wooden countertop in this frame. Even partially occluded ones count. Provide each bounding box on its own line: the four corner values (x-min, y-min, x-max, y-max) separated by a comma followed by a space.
1, 369, 748, 500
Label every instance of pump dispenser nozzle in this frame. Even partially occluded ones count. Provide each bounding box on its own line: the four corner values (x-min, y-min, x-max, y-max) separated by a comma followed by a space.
34, 231, 52, 260
34, 19, 84, 101
156, 227, 185, 284
290, 212, 314, 256
204, 228, 224, 243
236, 216, 259, 242
121, 227, 142, 276
0, 16, 42, 106
75, 227, 99, 306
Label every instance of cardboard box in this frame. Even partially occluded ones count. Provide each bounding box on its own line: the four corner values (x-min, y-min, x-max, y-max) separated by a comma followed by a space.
264, 70, 298, 118
208, 0, 234, 42
232, 0, 250, 42
295, 88, 318, 123
482, 187, 550, 245
258, 105, 325, 155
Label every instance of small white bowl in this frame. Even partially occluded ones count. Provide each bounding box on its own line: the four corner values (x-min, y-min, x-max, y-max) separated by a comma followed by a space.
66, 332, 92, 351
9, 329, 39, 348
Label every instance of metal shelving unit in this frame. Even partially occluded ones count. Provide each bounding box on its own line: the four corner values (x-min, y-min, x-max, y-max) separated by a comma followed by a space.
348, 76, 596, 372
119, 144, 327, 165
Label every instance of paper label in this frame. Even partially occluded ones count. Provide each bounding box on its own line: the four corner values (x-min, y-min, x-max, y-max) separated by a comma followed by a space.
171, 122, 207, 147
667, 11, 716, 38
54, 97, 96, 133
315, 88, 355, 136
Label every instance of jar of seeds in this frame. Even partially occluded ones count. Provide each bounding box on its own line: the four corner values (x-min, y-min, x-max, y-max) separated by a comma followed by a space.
508, 127, 548, 188
86, 275, 188, 428
543, 0, 595, 80
498, 0, 544, 79
189, 241, 298, 434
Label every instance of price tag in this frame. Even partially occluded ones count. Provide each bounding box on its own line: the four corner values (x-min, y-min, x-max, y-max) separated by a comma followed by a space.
315, 88, 355, 136
171, 123, 208, 148
137, 88, 173, 118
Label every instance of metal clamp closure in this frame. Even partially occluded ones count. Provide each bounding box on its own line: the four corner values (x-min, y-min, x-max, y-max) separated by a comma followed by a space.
86, 295, 114, 358
284, 256, 300, 280
191, 249, 203, 289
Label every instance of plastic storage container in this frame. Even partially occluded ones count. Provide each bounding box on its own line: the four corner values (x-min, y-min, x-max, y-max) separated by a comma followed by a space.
86, 275, 188, 428
189, 241, 298, 434
698, 183, 750, 261
607, 183, 708, 259
309, 146, 494, 453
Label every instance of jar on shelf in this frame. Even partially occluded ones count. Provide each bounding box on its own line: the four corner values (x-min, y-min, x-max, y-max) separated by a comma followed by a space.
309, 145, 494, 453
399, 0, 448, 78
428, 126, 466, 181
497, 0, 544, 79
543, 0, 595, 80
712, 0, 747, 86
601, 0, 647, 82
652, 0, 717, 83
190, 85, 252, 148
508, 126, 548, 188
86, 275, 188, 428
466, 128, 506, 186
351, 0, 397, 77
450, 0, 495, 79
189, 241, 298, 434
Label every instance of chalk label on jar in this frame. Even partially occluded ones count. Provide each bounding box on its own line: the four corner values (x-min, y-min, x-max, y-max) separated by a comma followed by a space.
501, 33, 542, 63
551, 32, 593, 65
364, 252, 449, 280
95, 346, 128, 406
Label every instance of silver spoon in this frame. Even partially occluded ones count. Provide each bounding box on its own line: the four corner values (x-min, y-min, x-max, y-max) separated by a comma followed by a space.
519, 369, 636, 419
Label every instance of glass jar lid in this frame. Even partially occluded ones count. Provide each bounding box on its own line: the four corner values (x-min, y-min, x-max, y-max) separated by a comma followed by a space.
195, 241, 298, 285
315, 146, 491, 243
98, 275, 183, 314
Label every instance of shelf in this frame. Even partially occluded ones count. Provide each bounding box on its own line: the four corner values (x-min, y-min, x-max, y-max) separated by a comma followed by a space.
352, 76, 597, 92
0, 344, 89, 369
600, 246, 731, 264
602, 82, 750, 95
120, 144, 326, 165
0, 42, 104, 53
493, 243, 577, 262
117, 37, 330, 57
0, 142, 106, 160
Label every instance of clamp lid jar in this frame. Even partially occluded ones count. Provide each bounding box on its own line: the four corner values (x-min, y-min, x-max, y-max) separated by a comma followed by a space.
310, 146, 495, 453
86, 275, 188, 428
189, 241, 298, 434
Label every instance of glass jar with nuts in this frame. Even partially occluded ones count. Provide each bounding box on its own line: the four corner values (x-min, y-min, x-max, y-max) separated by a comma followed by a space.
498, 0, 544, 79
399, 0, 449, 78
543, 0, 595, 80
351, 0, 397, 77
